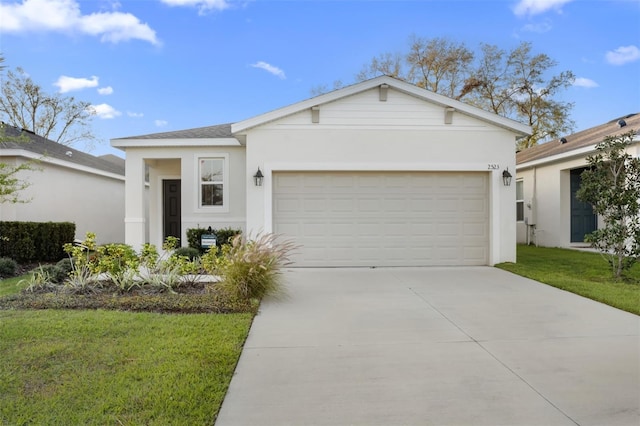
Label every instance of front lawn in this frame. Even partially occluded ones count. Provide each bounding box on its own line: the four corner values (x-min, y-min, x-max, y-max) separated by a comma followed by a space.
0, 309, 253, 424
0, 275, 28, 297
496, 245, 640, 315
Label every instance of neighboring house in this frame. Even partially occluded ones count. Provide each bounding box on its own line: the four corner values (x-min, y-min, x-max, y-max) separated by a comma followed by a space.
0, 123, 127, 244
515, 113, 640, 248
112, 76, 530, 267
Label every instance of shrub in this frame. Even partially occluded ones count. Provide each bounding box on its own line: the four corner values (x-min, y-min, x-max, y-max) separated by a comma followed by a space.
92, 243, 139, 276
0, 221, 75, 262
32, 264, 68, 283
187, 227, 242, 253
0, 257, 17, 278
174, 247, 200, 261
205, 233, 296, 300
21, 266, 60, 293
214, 227, 243, 248
56, 258, 73, 277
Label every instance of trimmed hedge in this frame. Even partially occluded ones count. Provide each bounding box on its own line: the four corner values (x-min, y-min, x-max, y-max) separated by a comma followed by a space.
187, 227, 242, 254
0, 221, 75, 263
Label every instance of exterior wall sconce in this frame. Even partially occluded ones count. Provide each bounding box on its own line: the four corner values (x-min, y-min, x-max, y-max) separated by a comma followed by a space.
253, 167, 264, 187
502, 168, 513, 186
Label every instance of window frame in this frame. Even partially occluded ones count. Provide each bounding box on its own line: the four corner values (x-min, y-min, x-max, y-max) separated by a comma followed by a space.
516, 179, 524, 222
195, 154, 229, 213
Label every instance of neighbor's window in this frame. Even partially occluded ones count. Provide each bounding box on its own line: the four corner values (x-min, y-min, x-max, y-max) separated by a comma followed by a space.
516, 180, 524, 221
200, 158, 224, 207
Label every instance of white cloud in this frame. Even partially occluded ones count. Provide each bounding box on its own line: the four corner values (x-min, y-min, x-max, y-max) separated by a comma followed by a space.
251, 61, 286, 79
160, 0, 230, 14
89, 103, 122, 119
0, 0, 159, 45
155, 120, 168, 127
98, 86, 113, 95
573, 77, 598, 88
127, 111, 144, 118
54, 75, 99, 93
605, 45, 640, 66
513, 0, 573, 16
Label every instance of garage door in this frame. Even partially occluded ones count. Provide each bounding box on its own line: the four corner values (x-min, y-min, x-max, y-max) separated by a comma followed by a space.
273, 171, 489, 267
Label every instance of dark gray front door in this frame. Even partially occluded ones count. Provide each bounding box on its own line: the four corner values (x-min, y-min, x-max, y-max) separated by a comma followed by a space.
570, 168, 596, 243
163, 179, 181, 242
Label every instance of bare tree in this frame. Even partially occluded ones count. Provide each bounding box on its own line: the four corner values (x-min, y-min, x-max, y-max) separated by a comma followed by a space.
345, 39, 575, 147
0, 67, 96, 146
406, 36, 475, 99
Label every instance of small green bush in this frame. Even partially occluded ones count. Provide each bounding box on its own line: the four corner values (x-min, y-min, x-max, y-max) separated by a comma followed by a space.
174, 247, 200, 261
0, 257, 17, 278
56, 258, 73, 276
187, 227, 242, 253
31, 264, 68, 283
0, 221, 75, 262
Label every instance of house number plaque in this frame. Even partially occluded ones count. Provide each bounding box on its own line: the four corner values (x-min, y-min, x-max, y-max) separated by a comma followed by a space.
487, 164, 500, 170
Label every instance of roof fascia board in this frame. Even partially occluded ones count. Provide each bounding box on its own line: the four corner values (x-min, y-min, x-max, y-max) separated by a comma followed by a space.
517, 145, 598, 170
1, 149, 125, 181
517, 135, 640, 171
232, 75, 532, 136
111, 137, 241, 148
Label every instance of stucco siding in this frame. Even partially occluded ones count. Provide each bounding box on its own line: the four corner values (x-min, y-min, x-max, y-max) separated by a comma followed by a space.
124, 146, 246, 249
244, 110, 518, 264
0, 157, 125, 244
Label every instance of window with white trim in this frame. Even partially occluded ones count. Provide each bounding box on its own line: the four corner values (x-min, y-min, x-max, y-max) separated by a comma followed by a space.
516, 179, 524, 222
199, 158, 225, 207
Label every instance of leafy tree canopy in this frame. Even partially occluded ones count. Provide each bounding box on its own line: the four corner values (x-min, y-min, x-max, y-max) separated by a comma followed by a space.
577, 130, 640, 279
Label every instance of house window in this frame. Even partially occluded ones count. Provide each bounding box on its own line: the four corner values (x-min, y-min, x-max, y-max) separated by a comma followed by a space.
199, 158, 224, 207
516, 180, 524, 222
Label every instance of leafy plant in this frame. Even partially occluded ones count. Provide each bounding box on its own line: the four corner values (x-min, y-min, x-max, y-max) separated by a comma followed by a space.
174, 246, 201, 261
577, 130, 640, 278
63, 265, 99, 294
92, 243, 139, 277
206, 233, 296, 300
187, 226, 242, 253
32, 264, 68, 283
21, 266, 58, 293
141, 262, 183, 293
0, 256, 17, 277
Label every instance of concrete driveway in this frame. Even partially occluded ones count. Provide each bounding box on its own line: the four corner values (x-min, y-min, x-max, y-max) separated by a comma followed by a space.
215, 267, 639, 426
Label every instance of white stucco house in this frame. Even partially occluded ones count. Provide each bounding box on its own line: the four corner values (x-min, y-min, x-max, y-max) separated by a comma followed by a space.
112, 76, 530, 267
516, 113, 640, 248
0, 123, 127, 244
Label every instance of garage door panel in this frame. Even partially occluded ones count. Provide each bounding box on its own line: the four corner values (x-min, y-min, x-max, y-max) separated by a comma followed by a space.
273, 171, 489, 267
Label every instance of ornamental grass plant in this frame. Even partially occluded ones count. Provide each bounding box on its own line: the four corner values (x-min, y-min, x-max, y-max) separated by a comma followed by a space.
204, 233, 296, 301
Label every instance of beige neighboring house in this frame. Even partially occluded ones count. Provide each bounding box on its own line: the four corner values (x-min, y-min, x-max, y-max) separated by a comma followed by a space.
0, 124, 126, 244
112, 76, 530, 267
516, 113, 640, 248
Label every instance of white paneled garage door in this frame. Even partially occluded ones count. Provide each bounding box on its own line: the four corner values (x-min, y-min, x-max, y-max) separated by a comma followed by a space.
273, 171, 489, 267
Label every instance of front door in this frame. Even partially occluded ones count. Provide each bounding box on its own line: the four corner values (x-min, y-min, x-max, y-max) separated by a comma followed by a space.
163, 179, 181, 243
570, 168, 596, 243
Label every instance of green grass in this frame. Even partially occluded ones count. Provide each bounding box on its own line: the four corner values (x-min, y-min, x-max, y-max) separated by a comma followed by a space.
0, 309, 253, 425
0, 274, 29, 297
496, 245, 640, 315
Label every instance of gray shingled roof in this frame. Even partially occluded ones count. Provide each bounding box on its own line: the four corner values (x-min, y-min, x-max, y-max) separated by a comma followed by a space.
0, 123, 125, 176
113, 123, 233, 140
517, 113, 640, 165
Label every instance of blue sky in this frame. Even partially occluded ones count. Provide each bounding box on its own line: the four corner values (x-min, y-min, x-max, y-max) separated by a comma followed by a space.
1, 0, 639, 157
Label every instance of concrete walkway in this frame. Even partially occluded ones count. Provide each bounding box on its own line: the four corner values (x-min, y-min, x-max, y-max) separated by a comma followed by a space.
215, 267, 640, 426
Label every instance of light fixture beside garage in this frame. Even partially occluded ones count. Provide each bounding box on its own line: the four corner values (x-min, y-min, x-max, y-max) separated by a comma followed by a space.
502, 168, 513, 186
253, 167, 264, 187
